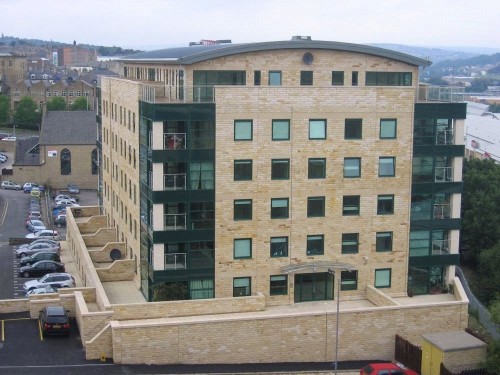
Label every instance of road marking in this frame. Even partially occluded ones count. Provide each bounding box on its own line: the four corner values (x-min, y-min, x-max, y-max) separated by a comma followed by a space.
0, 200, 7, 227
1, 320, 3, 341
38, 319, 43, 341
0, 318, 31, 341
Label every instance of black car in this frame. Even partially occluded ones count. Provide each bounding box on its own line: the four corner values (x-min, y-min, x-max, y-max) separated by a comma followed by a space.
39, 306, 70, 336
53, 214, 67, 228
18, 260, 65, 278
20, 252, 61, 267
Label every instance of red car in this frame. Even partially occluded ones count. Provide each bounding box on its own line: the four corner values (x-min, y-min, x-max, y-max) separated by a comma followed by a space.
360, 362, 419, 375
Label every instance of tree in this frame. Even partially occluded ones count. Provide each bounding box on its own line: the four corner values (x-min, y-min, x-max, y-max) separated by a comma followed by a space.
461, 159, 500, 265
0, 94, 10, 126
70, 97, 88, 111
46, 96, 67, 111
151, 282, 188, 301
13, 96, 40, 129
486, 298, 500, 374
475, 243, 500, 305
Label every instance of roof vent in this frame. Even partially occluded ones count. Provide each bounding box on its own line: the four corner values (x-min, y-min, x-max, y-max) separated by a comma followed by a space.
292, 35, 312, 41
189, 39, 232, 46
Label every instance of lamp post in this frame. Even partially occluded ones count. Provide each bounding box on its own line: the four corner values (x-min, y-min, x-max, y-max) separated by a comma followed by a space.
328, 267, 345, 375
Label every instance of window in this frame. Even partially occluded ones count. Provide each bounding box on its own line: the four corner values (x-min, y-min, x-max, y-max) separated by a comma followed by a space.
342, 233, 359, 254
60, 148, 71, 175
307, 235, 324, 256
234, 199, 252, 220
91, 148, 98, 175
308, 158, 326, 179
234, 120, 252, 140
344, 158, 361, 177
270, 275, 288, 295
271, 198, 289, 219
344, 119, 362, 139
332, 71, 344, 85
375, 269, 391, 288
379, 157, 395, 177
365, 72, 412, 86
269, 71, 282, 86
234, 239, 252, 259
300, 71, 313, 85
272, 120, 290, 140
309, 119, 326, 139
341, 270, 358, 291
352, 71, 358, 86
271, 159, 290, 180
343, 195, 360, 216
377, 195, 394, 215
233, 277, 251, 297
234, 160, 252, 181
307, 196, 325, 217
376, 232, 393, 252
380, 119, 397, 139
254, 70, 261, 86
189, 162, 214, 190
270, 237, 288, 257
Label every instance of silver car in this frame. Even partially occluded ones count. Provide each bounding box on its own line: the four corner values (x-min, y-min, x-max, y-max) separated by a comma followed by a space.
15, 241, 60, 258
26, 219, 47, 233
23, 273, 75, 291
25, 285, 57, 297
1, 181, 21, 190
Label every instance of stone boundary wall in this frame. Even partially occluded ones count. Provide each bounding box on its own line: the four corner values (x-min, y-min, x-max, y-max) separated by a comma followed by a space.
96, 259, 136, 282
75, 291, 114, 347
89, 242, 126, 263
78, 215, 108, 234
85, 323, 113, 360
0, 298, 29, 313
82, 228, 117, 247
366, 285, 398, 306
107, 300, 468, 365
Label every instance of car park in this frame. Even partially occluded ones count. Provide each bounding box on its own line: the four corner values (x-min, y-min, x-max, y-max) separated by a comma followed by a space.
23, 272, 75, 291
15, 241, 60, 258
20, 252, 61, 267
66, 184, 80, 194
18, 260, 65, 278
53, 194, 77, 203
1, 180, 21, 190
26, 285, 57, 297
54, 214, 67, 228
359, 362, 419, 375
26, 219, 46, 233
39, 306, 70, 336
25, 229, 61, 241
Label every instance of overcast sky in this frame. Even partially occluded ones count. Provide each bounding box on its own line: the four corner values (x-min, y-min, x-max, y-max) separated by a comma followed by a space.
1, 0, 498, 51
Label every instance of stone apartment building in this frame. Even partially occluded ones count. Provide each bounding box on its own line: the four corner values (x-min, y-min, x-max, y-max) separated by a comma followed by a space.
97, 36, 466, 303
0, 52, 27, 93
58, 45, 98, 66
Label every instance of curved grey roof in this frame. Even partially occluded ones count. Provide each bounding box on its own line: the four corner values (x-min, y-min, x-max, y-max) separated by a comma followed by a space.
120, 39, 431, 66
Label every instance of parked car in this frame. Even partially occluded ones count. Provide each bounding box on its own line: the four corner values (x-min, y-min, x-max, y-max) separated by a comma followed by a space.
66, 184, 80, 194
25, 214, 42, 227
23, 272, 75, 291
23, 182, 44, 193
360, 362, 419, 375
30, 187, 41, 198
26, 285, 57, 297
25, 229, 61, 241
26, 219, 47, 233
2, 136, 16, 141
20, 252, 61, 267
29, 203, 41, 212
28, 209, 41, 218
38, 306, 70, 336
54, 214, 67, 228
15, 241, 60, 258
53, 194, 77, 203
17, 238, 59, 249
53, 199, 80, 207
1, 181, 21, 190
0, 154, 6, 163
18, 260, 65, 278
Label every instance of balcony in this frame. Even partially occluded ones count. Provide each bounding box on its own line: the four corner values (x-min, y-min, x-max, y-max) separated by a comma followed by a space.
435, 167, 453, 182
417, 85, 465, 103
164, 213, 186, 230
436, 129, 454, 146
164, 133, 186, 150
165, 253, 186, 270
433, 203, 452, 219
432, 239, 450, 255
142, 84, 215, 104
164, 173, 186, 190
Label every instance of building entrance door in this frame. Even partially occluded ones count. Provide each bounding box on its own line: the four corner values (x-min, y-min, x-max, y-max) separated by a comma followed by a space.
294, 272, 333, 302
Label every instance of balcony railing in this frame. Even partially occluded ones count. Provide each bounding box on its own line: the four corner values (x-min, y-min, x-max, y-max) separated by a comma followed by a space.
432, 239, 450, 255
417, 85, 465, 103
164, 173, 186, 190
164, 133, 186, 150
433, 203, 452, 219
164, 213, 186, 230
435, 167, 453, 182
142, 84, 215, 104
436, 129, 454, 145
165, 253, 186, 270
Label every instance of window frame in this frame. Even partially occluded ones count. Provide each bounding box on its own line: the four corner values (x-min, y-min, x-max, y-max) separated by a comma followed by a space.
271, 159, 290, 180
234, 238, 252, 259
269, 71, 282, 86
300, 71, 313, 86
306, 234, 324, 256
270, 275, 288, 296
271, 198, 289, 219
342, 195, 360, 216
375, 268, 392, 288
233, 277, 251, 297
380, 119, 397, 139
377, 194, 395, 215
234, 120, 253, 141
341, 270, 358, 291
272, 119, 290, 141
270, 236, 288, 257
307, 196, 325, 217
308, 158, 326, 179
351, 71, 359, 86
379, 157, 396, 177
344, 119, 363, 140
343, 157, 361, 178
332, 71, 344, 86
341, 233, 359, 254
234, 199, 252, 221
376, 231, 393, 252
309, 119, 327, 140
234, 159, 253, 181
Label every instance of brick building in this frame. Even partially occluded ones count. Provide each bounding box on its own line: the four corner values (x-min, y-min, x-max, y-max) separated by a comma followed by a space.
0, 52, 27, 93
57, 45, 97, 66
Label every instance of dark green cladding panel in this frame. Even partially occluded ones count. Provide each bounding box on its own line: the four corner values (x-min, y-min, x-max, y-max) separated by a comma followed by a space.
409, 254, 460, 267
414, 102, 467, 119
140, 102, 215, 122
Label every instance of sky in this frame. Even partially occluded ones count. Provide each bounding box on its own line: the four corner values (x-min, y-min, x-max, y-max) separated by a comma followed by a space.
0, 0, 498, 51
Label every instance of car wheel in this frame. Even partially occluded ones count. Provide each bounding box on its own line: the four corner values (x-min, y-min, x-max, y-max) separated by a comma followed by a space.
25, 262, 31, 266
16, 187, 20, 190
1, 186, 4, 189
23, 271, 30, 278
20, 252, 27, 258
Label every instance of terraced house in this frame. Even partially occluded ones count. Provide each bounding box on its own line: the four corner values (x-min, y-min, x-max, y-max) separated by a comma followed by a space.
59, 36, 469, 364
